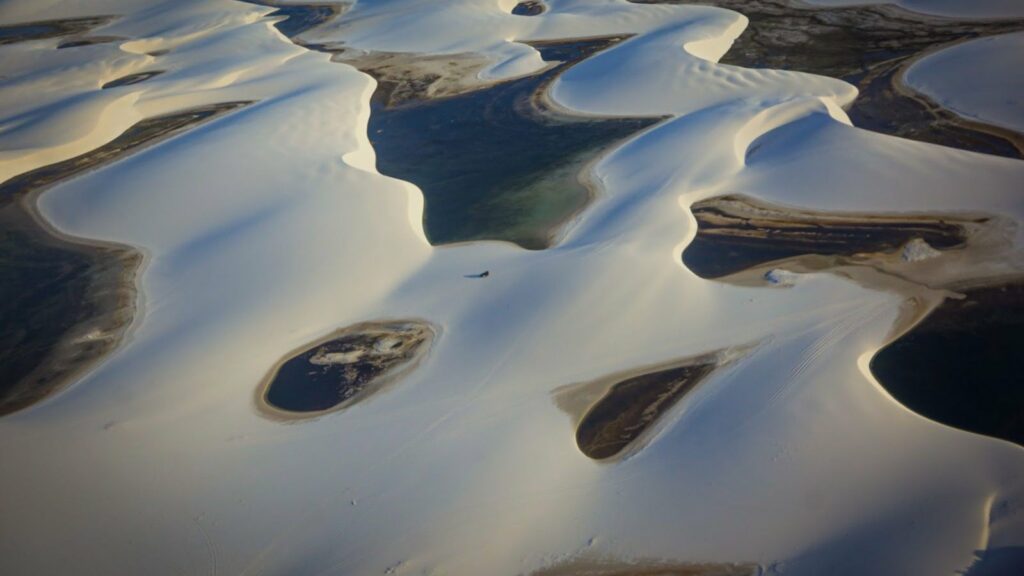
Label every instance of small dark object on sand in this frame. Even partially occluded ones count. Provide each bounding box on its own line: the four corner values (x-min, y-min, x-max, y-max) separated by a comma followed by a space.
465, 271, 490, 278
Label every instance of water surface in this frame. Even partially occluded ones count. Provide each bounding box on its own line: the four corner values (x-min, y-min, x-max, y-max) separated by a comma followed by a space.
0, 102, 249, 415
366, 39, 659, 248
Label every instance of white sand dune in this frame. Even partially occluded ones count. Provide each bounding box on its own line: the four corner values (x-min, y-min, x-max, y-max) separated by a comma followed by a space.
1, 1, 1022, 575
904, 31, 1024, 134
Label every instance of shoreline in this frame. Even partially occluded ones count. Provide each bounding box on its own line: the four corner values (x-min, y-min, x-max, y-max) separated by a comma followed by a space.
636, 0, 1024, 159
253, 319, 440, 422
892, 36, 1024, 158
350, 36, 658, 250
0, 195, 141, 416
0, 102, 252, 415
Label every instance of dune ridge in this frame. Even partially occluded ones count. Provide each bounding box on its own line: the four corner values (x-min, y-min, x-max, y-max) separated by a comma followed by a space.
0, 1, 1022, 575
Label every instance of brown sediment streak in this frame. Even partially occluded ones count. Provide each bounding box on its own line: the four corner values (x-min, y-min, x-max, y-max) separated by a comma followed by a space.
557, 349, 747, 461
0, 101, 253, 416
682, 194, 982, 280
257, 320, 437, 420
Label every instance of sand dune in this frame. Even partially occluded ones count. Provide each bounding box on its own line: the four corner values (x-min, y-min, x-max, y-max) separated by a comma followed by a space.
905, 31, 1024, 134
0, 1, 1022, 575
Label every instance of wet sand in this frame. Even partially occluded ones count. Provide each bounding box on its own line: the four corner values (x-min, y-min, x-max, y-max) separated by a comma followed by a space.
0, 102, 251, 416
637, 0, 1024, 158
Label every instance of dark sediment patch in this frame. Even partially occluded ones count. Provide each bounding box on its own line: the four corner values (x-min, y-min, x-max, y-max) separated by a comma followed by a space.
870, 282, 1024, 446
635, 0, 1024, 158
513, 1, 547, 16
261, 320, 435, 415
0, 101, 252, 416
0, 16, 112, 45
562, 352, 728, 461
361, 38, 659, 249
101, 70, 164, 89
682, 195, 974, 279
